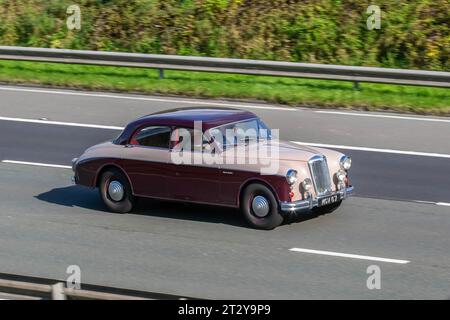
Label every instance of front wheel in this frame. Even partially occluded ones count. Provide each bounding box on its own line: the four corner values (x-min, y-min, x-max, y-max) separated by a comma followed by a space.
241, 183, 284, 230
99, 168, 134, 213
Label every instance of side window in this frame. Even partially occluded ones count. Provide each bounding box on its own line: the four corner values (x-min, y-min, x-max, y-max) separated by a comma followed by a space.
171, 127, 206, 152
131, 126, 171, 149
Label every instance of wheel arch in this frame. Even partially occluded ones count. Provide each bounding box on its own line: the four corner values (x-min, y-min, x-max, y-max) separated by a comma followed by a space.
95, 163, 134, 194
238, 178, 280, 208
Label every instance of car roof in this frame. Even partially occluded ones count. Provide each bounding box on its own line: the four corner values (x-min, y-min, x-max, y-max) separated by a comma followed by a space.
114, 107, 257, 145
140, 107, 256, 127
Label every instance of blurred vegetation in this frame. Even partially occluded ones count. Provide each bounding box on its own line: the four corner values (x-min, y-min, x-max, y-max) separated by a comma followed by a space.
0, 0, 448, 71
1, 60, 449, 114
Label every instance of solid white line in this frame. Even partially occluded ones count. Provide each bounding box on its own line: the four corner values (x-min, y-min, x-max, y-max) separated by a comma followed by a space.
289, 248, 410, 264
315, 110, 450, 123
1, 160, 71, 169
0, 116, 123, 130
436, 202, 450, 207
1, 114, 449, 159
413, 200, 436, 205
292, 141, 450, 159
0, 86, 296, 112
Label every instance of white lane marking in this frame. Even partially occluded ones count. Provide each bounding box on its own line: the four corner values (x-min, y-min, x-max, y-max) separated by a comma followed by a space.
315, 111, 450, 123
0, 116, 123, 130
1, 160, 71, 169
1, 113, 449, 159
414, 200, 436, 205
0, 86, 296, 112
292, 141, 450, 159
436, 202, 450, 207
289, 248, 410, 264
3, 158, 450, 209
1, 116, 449, 159
414, 200, 450, 207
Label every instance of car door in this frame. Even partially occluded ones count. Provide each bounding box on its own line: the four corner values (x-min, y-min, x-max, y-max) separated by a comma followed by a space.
167, 127, 221, 204
122, 125, 171, 199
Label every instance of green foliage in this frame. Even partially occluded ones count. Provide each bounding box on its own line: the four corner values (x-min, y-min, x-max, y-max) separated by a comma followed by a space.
0, 59, 448, 114
0, 0, 448, 70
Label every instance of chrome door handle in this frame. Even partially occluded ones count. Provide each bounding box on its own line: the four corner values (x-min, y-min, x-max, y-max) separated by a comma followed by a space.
222, 171, 234, 175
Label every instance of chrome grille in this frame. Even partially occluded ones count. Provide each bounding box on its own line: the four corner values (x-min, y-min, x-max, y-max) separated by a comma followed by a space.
308, 155, 332, 196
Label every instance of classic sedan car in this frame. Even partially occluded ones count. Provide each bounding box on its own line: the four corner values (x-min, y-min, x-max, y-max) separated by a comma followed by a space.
72, 107, 353, 229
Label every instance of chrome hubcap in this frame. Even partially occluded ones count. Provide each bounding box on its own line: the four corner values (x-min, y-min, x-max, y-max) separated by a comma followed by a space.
252, 196, 270, 218
108, 180, 124, 202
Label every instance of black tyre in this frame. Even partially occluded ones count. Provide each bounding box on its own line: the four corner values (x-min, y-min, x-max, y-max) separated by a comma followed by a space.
99, 168, 134, 213
312, 200, 342, 215
241, 183, 284, 230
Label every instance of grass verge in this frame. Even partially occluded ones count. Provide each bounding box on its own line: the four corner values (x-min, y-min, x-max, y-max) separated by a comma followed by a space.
0, 60, 448, 115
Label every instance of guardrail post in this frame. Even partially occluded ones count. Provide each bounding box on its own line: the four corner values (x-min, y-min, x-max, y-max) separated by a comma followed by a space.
353, 81, 361, 90
51, 282, 66, 300
159, 68, 165, 79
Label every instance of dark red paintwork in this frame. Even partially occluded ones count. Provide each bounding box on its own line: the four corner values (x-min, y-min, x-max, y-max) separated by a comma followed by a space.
77, 158, 291, 207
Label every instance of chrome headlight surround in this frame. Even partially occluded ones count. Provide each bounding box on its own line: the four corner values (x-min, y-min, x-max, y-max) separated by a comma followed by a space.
286, 169, 298, 185
340, 155, 352, 171
301, 178, 313, 192
336, 169, 347, 183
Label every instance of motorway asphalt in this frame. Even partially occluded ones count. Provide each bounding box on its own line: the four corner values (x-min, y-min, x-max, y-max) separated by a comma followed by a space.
0, 84, 449, 299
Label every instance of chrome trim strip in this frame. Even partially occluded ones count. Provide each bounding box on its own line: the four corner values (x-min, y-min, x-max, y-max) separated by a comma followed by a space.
280, 186, 354, 213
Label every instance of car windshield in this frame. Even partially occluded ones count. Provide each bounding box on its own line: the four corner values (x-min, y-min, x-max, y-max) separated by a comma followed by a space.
207, 118, 272, 150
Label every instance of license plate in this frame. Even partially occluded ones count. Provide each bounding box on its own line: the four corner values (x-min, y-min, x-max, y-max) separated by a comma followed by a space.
319, 194, 340, 207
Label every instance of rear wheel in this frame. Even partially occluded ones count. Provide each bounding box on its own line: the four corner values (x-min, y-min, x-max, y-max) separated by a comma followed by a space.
99, 168, 134, 213
241, 183, 283, 230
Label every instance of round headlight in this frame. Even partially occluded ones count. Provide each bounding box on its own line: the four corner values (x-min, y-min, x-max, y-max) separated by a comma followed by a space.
286, 169, 298, 185
301, 178, 313, 192
340, 156, 352, 170
336, 169, 347, 182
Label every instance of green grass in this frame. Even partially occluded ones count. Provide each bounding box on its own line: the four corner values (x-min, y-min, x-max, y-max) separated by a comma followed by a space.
0, 60, 449, 115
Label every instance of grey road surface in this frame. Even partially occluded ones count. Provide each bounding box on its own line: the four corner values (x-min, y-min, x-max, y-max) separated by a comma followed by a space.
0, 164, 449, 299
0, 84, 449, 299
0, 84, 450, 154
0, 121, 450, 203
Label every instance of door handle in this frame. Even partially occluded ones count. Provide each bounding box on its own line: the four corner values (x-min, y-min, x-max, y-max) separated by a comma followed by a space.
222, 171, 234, 175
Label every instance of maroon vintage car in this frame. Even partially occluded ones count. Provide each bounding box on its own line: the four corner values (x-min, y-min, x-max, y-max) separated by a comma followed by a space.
72, 107, 353, 229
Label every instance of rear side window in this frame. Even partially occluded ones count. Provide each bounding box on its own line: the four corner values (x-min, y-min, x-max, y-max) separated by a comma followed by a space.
131, 126, 171, 149
170, 127, 205, 152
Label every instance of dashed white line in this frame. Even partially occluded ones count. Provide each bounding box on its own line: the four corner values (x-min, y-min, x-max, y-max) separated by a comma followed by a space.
292, 141, 450, 159
1, 160, 71, 169
0, 86, 296, 112
0, 116, 124, 130
289, 248, 410, 264
315, 110, 450, 123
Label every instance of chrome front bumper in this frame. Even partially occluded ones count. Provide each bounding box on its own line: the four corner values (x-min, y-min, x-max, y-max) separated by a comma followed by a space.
280, 186, 354, 213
